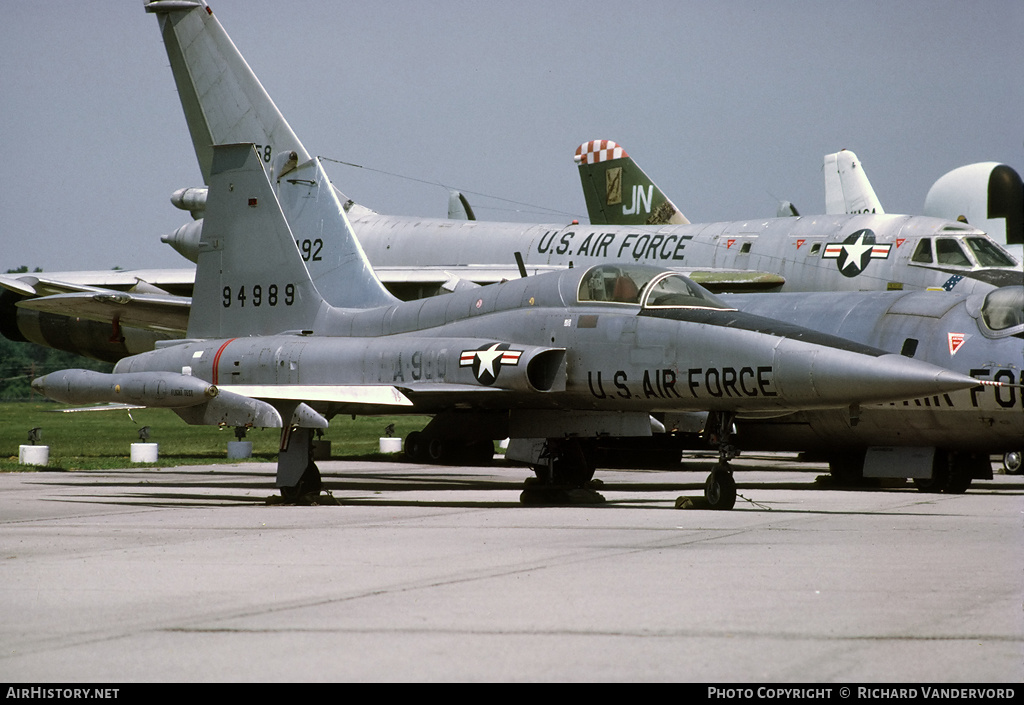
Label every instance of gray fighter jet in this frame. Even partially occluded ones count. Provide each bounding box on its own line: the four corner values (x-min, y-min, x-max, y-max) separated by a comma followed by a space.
31, 144, 985, 508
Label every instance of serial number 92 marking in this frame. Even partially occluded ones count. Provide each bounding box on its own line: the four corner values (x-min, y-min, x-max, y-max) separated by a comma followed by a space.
296, 238, 323, 262
222, 283, 295, 308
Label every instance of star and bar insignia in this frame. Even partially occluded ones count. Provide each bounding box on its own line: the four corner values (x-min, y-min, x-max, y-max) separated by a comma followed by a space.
459, 343, 523, 385
822, 229, 891, 277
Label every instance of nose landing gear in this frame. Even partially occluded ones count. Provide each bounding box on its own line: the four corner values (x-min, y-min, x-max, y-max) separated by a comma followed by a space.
702, 412, 738, 510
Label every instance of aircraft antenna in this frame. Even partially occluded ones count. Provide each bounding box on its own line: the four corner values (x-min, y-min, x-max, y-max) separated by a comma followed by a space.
514, 252, 528, 279
319, 156, 584, 220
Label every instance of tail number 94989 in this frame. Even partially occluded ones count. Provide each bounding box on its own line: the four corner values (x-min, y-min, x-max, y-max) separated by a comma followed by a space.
222, 284, 295, 307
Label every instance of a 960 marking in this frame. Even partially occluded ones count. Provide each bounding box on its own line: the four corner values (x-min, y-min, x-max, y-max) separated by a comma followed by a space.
222, 283, 295, 308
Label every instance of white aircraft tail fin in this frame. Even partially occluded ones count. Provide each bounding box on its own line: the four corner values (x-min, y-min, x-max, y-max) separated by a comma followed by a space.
823, 150, 884, 215
188, 144, 395, 339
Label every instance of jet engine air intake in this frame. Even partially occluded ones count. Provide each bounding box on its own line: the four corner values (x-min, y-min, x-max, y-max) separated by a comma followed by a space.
526, 348, 566, 392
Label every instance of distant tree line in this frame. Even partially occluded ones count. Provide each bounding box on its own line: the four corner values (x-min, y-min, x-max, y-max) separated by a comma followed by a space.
0, 337, 113, 401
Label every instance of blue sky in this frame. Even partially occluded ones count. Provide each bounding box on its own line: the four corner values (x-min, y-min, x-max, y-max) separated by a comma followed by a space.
2, 0, 1021, 271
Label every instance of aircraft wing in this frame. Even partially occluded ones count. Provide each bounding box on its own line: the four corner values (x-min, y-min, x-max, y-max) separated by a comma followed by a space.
685, 270, 786, 293
0, 269, 195, 297
218, 385, 414, 407
374, 266, 785, 293
220, 382, 521, 408
374, 265, 562, 286
16, 291, 192, 334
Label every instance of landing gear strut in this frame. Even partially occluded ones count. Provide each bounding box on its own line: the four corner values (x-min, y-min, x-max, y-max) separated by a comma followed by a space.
520, 438, 605, 505
279, 458, 323, 504
273, 426, 333, 505
703, 412, 737, 510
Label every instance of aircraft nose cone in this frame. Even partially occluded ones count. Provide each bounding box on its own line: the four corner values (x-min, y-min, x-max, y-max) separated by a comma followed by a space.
874, 356, 981, 399
819, 352, 978, 401
773, 346, 984, 407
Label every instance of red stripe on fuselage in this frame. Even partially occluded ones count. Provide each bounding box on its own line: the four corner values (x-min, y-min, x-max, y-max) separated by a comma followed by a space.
211, 339, 237, 385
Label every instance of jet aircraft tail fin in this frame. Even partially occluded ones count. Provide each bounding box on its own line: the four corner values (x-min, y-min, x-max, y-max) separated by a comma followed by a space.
823, 149, 884, 215
146, 1, 309, 186
574, 140, 688, 226
188, 144, 396, 339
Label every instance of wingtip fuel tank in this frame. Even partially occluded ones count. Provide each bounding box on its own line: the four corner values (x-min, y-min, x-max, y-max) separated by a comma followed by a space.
31, 369, 217, 408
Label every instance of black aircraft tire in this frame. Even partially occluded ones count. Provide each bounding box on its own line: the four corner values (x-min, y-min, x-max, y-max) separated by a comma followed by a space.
828, 450, 867, 485
944, 471, 972, 494
404, 432, 426, 462
427, 437, 447, 463
913, 451, 976, 494
279, 461, 323, 504
520, 484, 571, 506
913, 477, 942, 493
943, 453, 981, 494
705, 468, 737, 510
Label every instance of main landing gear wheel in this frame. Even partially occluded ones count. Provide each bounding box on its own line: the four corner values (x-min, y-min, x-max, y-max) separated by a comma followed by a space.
520, 439, 604, 505
912, 450, 978, 494
404, 431, 426, 462
704, 465, 737, 510
404, 431, 494, 466
278, 460, 331, 505
687, 411, 739, 510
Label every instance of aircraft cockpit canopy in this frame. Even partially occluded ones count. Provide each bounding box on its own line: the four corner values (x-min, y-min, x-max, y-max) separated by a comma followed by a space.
911, 233, 1018, 269
578, 264, 733, 310
980, 286, 1024, 337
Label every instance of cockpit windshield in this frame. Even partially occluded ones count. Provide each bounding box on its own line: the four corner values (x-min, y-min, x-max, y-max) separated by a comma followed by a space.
981, 286, 1024, 335
643, 273, 733, 309
579, 264, 654, 304
911, 235, 1018, 270
935, 238, 972, 266
965, 237, 1018, 267
578, 264, 733, 310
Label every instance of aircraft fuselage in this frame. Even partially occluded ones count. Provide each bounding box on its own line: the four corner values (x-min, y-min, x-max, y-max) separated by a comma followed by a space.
107, 265, 980, 423
351, 211, 1022, 297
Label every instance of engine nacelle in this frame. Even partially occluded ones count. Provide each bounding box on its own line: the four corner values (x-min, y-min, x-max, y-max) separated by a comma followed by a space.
160, 218, 203, 263
0, 289, 173, 363
170, 186, 208, 215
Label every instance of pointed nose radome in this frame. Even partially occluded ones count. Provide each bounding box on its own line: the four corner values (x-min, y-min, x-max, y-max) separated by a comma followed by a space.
772, 348, 982, 407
